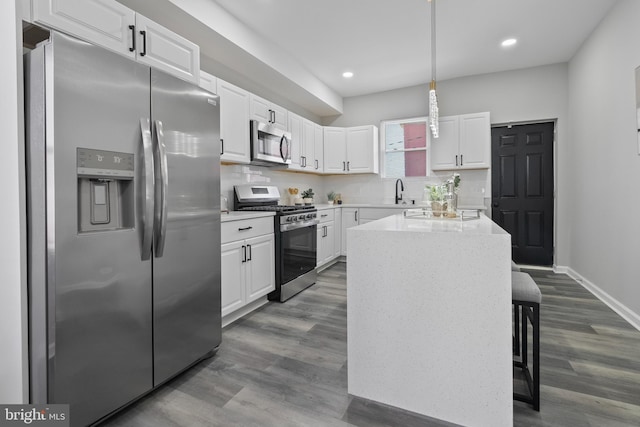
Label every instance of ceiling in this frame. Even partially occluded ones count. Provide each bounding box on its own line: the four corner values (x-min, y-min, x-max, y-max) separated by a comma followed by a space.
212, 0, 619, 98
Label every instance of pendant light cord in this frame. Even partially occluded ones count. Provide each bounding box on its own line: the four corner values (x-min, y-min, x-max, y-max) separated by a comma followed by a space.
431, 0, 436, 83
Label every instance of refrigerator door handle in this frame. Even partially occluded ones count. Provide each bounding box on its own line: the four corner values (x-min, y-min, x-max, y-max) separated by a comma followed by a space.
140, 118, 155, 260
153, 120, 169, 258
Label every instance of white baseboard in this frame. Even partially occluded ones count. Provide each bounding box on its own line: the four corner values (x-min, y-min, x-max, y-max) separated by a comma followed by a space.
222, 298, 269, 329
555, 265, 640, 332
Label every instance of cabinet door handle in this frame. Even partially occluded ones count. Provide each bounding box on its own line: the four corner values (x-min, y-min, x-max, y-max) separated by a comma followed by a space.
460, 154, 463, 166
315, 159, 319, 169
343, 161, 346, 171
355, 211, 358, 222
129, 25, 136, 52
347, 161, 350, 171
455, 155, 458, 166
139, 30, 147, 56
220, 138, 224, 155
242, 245, 246, 263
238, 226, 253, 231
247, 244, 252, 261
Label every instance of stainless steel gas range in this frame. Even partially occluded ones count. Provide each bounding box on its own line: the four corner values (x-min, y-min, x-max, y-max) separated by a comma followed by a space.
234, 185, 318, 301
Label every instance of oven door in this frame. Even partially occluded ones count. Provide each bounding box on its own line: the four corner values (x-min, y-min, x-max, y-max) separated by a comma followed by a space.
280, 223, 317, 285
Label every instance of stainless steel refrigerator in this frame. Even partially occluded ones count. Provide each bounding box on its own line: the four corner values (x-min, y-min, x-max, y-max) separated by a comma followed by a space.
25, 32, 221, 426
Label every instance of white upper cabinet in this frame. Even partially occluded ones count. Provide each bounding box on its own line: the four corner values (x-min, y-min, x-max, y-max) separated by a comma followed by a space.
458, 113, 491, 169
324, 126, 378, 174
346, 126, 379, 174
289, 113, 323, 173
431, 112, 490, 170
31, 0, 200, 84
313, 123, 324, 172
288, 113, 304, 170
32, 0, 136, 58
323, 127, 348, 174
217, 79, 251, 164
250, 94, 287, 130
431, 116, 459, 170
135, 15, 199, 84
198, 70, 217, 94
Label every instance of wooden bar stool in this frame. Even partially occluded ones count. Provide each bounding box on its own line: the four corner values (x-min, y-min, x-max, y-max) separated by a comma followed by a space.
512, 271, 541, 411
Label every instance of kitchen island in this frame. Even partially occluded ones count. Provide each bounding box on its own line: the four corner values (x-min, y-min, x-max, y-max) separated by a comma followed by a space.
346, 213, 512, 427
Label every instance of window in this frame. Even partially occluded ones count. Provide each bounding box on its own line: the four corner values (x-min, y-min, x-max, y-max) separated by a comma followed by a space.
381, 117, 429, 178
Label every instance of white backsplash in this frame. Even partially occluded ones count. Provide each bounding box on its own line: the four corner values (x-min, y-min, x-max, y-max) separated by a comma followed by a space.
221, 164, 489, 209
221, 164, 326, 206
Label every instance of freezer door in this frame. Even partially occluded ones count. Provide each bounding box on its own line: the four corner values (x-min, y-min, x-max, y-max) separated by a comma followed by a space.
27, 33, 153, 426
151, 69, 222, 385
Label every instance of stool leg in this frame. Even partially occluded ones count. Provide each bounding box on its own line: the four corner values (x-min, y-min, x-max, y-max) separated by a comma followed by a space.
521, 305, 528, 368
514, 303, 520, 356
533, 302, 540, 411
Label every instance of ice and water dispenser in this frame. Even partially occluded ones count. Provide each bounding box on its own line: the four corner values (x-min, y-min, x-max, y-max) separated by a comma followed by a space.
77, 147, 135, 232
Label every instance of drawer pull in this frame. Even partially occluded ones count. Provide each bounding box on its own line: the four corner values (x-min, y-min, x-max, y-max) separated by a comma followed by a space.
238, 226, 253, 231
321, 214, 328, 217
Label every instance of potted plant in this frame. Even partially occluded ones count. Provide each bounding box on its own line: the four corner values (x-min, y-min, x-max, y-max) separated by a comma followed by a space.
301, 188, 315, 205
327, 191, 336, 204
425, 184, 447, 217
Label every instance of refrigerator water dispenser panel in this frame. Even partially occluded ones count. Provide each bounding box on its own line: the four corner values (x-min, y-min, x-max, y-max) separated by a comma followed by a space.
77, 148, 135, 232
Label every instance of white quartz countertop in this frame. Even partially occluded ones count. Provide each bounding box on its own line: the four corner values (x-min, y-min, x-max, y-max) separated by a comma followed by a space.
315, 203, 486, 211
220, 211, 275, 222
352, 212, 507, 235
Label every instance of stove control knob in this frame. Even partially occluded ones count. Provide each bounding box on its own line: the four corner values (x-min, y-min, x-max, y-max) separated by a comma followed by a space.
289, 216, 298, 222
299, 215, 306, 221
306, 213, 314, 219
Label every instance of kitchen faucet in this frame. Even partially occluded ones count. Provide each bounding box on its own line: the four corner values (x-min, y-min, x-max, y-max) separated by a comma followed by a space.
395, 179, 404, 204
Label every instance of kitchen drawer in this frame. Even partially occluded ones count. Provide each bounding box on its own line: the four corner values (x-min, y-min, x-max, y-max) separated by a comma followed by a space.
317, 209, 335, 223
222, 217, 273, 244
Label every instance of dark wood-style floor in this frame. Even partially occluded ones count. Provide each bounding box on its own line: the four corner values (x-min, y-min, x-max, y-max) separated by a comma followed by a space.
103, 263, 640, 427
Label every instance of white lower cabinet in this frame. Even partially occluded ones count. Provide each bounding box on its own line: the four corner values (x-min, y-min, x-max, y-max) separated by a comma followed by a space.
341, 208, 359, 256
221, 217, 275, 317
316, 209, 337, 267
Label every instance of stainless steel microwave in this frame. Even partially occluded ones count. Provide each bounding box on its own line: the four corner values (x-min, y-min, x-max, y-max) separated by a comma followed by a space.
250, 120, 292, 166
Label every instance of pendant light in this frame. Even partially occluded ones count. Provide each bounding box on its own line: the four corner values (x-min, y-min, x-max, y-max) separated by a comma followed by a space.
428, 0, 439, 139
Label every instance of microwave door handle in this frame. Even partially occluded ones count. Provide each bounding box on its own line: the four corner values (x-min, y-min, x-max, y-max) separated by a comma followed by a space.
139, 118, 154, 261
280, 134, 290, 162
153, 120, 169, 258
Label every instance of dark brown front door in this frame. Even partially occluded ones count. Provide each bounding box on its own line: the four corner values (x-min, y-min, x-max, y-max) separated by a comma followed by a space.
491, 122, 554, 266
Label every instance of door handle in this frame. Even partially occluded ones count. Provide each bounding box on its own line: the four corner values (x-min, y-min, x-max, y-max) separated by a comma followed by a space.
139, 118, 154, 261
139, 30, 147, 56
347, 161, 350, 171
247, 244, 252, 261
242, 245, 246, 263
153, 120, 169, 258
220, 138, 224, 155
315, 159, 319, 170
129, 25, 136, 52
455, 155, 458, 166
343, 161, 346, 171
492, 202, 499, 207
355, 211, 358, 222
460, 154, 463, 166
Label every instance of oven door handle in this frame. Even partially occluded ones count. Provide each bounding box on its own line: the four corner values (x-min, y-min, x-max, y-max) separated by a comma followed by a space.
280, 220, 318, 232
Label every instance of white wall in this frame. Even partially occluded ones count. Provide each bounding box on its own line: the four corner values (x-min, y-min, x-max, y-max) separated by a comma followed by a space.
0, 0, 28, 404
566, 0, 640, 324
325, 64, 570, 265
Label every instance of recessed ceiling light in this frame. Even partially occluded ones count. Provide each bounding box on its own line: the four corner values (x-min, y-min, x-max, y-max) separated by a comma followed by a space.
501, 38, 517, 47
342, 71, 354, 78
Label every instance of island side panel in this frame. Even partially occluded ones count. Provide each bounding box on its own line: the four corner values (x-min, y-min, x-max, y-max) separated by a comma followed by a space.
347, 221, 512, 427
